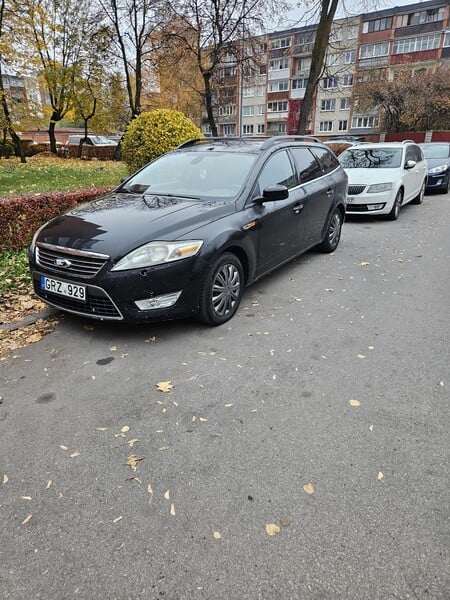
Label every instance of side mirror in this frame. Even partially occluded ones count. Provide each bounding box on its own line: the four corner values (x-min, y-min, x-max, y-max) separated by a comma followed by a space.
405, 160, 416, 169
260, 184, 289, 202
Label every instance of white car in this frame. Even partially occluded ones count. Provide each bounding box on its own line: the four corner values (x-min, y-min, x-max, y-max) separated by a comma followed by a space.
339, 141, 428, 220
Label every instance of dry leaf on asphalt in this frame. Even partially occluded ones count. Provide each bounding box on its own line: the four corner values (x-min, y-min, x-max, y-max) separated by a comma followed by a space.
2, 474, 8, 485
21, 514, 32, 525
69, 451, 80, 458
349, 399, 361, 407
170, 503, 176, 516
113, 516, 123, 523
377, 471, 384, 480
357, 261, 370, 267
45, 480, 52, 490
128, 439, 139, 447
126, 455, 143, 471
157, 381, 173, 392
265, 523, 280, 536
303, 483, 315, 495
280, 517, 292, 527
213, 531, 222, 539
164, 490, 170, 500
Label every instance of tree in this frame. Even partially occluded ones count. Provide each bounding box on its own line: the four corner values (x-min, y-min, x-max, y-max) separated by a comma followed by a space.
15, 0, 100, 153
354, 66, 450, 132
296, 0, 339, 134
165, 0, 279, 136
0, 0, 26, 161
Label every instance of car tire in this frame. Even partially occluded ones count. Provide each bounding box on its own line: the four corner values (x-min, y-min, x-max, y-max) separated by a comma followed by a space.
316, 208, 343, 253
198, 253, 244, 326
386, 189, 403, 220
411, 181, 425, 204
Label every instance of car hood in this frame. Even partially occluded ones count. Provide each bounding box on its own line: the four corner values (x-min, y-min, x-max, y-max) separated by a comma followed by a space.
424, 157, 450, 169
344, 168, 398, 185
37, 192, 235, 258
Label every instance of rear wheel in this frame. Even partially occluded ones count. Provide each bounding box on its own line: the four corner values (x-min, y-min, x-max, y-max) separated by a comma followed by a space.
387, 189, 403, 220
198, 253, 244, 326
316, 208, 343, 253
411, 181, 425, 204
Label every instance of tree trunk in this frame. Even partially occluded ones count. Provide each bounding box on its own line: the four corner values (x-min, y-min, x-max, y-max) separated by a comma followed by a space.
0, 87, 26, 163
296, 0, 340, 134
49, 117, 58, 154
203, 72, 217, 136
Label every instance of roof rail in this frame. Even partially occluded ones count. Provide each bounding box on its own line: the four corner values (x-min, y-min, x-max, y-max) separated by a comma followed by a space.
176, 136, 269, 149
402, 139, 415, 144
260, 135, 323, 150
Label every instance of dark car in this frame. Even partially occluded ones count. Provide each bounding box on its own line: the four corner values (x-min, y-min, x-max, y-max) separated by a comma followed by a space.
419, 142, 450, 193
29, 136, 347, 326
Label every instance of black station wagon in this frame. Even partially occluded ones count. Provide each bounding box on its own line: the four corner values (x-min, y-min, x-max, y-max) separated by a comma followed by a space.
29, 136, 348, 325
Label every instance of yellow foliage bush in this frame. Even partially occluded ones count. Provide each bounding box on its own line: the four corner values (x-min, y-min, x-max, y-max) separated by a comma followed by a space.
122, 109, 203, 173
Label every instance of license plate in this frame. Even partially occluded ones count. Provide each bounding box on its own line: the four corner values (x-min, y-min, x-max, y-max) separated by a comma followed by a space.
40, 276, 86, 301
347, 196, 354, 204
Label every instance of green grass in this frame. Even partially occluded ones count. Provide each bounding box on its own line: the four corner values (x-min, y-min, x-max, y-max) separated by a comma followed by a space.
0, 155, 128, 196
0, 248, 30, 295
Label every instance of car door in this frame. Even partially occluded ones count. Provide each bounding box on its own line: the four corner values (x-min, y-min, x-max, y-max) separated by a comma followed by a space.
251, 149, 306, 276
290, 146, 336, 248
404, 145, 424, 202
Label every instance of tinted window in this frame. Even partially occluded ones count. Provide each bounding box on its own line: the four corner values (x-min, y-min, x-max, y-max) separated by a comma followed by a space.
420, 144, 450, 159
310, 147, 340, 174
291, 147, 322, 183
256, 150, 297, 193
340, 148, 402, 168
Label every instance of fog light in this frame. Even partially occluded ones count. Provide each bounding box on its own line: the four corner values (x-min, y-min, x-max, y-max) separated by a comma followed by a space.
135, 291, 182, 310
367, 203, 385, 211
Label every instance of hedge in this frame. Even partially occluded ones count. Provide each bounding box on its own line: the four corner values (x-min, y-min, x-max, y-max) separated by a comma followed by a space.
0, 187, 114, 252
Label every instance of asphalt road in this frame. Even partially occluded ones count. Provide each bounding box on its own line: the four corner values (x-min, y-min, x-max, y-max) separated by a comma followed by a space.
1, 191, 449, 600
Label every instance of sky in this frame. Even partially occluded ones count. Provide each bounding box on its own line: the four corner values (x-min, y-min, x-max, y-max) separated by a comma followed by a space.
273, 0, 434, 31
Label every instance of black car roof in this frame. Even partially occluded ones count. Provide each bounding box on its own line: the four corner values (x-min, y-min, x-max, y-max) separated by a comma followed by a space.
176, 136, 329, 154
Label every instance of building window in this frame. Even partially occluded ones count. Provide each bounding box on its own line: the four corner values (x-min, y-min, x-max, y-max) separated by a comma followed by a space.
397, 8, 444, 27
257, 124, 265, 134
243, 87, 254, 97
269, 58, 290, 71
322, 77, 338, 90
257, 85, 265, 96
351, 115, 379, 129
326, 53, 340, 67
359, 42, 389, 59
296, 58, 311, 72
267, 101, 288, 112
362, 17, 392, 33
319, 121, 333, 132
444, 31, 450, 47
347, 26, 358, 39
257, 104, 265, 115
242, 105, 254, 117
345, 51, 355, 64
321, 99, 336, 111
292, 78, 308, 90
271, 37, 291, 50
222, 124, 236, 136
340, 98, 350, 110
219, 104, 236, 116
219, 67, 237, 78
338, 120, 348, 131
277, 123, 286, 133
259, 42, 267, 53
393, 34, 440, 54
342, 74, 353, 87
269, 80, 289, 92
243, 124, 254, 135
259, 65, 267, 75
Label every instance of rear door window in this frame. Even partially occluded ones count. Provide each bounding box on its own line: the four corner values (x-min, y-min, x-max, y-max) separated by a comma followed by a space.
290, 147, 323, 183
310, 147, 340, 174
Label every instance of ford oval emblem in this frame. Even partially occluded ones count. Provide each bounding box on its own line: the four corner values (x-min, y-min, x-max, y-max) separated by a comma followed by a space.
55, 258, 71, 268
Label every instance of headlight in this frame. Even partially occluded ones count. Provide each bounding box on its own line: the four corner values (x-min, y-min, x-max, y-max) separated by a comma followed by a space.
429, 164, 448, 174
367, 182, 392, 193
111, 240, 204, 271
29, 223, 47, 254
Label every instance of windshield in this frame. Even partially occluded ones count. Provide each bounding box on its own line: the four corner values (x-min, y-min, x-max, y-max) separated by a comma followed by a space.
420, 144, 450, 160
121, 150, 257, 199
340, 148, 402, 168
92, 135, 113, 144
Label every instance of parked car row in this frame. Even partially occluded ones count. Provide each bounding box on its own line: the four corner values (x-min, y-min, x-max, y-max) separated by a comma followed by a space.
28, 137, 448, 327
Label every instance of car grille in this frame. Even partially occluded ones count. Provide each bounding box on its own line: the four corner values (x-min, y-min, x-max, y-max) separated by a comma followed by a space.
346, 204, 368, 212
36, 245, 108, 279
33, 281, 122, 320
348, 185, 366, 195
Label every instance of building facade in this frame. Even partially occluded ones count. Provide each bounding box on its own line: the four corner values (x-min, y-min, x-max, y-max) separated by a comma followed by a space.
205, 0, 450, 139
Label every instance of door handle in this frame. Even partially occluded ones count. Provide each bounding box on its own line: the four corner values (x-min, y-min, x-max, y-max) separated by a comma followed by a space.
293, 203, 304, 214
326, 189, 334, 197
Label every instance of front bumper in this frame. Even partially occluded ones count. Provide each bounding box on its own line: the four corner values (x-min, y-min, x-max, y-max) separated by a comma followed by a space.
346, 189, 394, 215
425, 171, 449, 191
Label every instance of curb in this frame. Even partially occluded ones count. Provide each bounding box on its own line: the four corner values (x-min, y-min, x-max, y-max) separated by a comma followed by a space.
1, 307, 59, 332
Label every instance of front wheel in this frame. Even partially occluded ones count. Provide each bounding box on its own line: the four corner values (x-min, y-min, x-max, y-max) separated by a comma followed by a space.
387, 189, 403, 220
316, 208, 343, 253
198, 253, 244, 326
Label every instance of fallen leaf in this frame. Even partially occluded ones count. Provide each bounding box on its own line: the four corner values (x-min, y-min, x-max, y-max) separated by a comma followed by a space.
164, 490, 170, 500
69, 451, 80, 458
303, 483, 315, 495
280, 517, 292, 527
126, 455, 144, 471
349, 399, 361, 407
324, 288, 334, 292
145, 336, 156, 343
213, 531, 222, 539
21, 514, 32, 525
369, 425, 374, 432
21, 496, 32, 501
127, 439, 139, 448
357, 354, 366, 359
224, 403, 233, 408
170, 503, 176, 516
157, 381, 173, 393
120, 426, 130, 433
199, 417, 208, 422
59, 445, 68, 451
84, 324, 95, 331
95, 427, 107, 431
357, 261, 370, 267
109, 346, 117, 351
113, 516, 123, 523
377, 471, 384, 480
45, 480, 52, 490
265, 523, 280, 536
2, 474, 8, 485
159, 446, 170, 451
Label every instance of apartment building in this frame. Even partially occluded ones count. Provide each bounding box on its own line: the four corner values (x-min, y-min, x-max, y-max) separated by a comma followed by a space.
207, 0, 450, 139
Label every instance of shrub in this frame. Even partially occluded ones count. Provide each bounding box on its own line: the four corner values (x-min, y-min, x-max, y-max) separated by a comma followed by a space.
0, 187, 113, 252
122, 109, 203, 173
0, 140, 14, 158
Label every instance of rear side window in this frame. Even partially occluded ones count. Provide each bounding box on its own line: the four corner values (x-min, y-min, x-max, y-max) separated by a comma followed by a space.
256, 150, 297, 192
310, 147, 340, 174
290, 147, 323, 183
